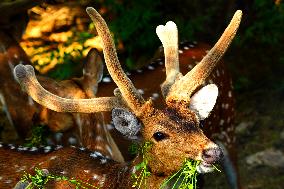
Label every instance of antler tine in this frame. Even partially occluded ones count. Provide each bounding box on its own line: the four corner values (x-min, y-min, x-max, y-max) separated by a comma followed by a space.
86, 7, 145, 114
14, 64, 123, 113
156, 21, 182, 97
166, 10, 242, 104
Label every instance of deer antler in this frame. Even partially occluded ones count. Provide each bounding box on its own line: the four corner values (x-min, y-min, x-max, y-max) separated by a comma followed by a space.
13, 7, 147, 115
156, 21, 182, 97
86, 7, 145, 113
158, 10, 242, 105
14, 64, 123, 112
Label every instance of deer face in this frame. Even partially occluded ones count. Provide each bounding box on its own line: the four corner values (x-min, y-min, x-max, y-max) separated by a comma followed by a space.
112, 84, 223, 175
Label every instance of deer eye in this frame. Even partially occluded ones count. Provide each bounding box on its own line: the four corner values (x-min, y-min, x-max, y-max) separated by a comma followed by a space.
153, 132, 167, 141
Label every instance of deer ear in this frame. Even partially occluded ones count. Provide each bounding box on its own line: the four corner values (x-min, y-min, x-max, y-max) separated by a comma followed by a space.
189, 84, 218, 120
112, 108, 141, 138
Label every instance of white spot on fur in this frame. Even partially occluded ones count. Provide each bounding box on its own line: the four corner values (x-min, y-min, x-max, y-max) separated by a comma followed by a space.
147, 65, 155, 70
100, 158, 107, 164
151, 93, 159, 100
227, 117, 231, 123
79, 147, 86, 151
137, 89, 144, 95
44, 146, 52, 153
216, 70, 220, 77
8, 144, 16, 150
50, 156, 57, 160
17, 146, 28, 151
225, 104, 229, 109
93, 174, 99, 180
16, 166, 27, 172
228, 91, 232, 97
178, 50, 183, 54
96, 136, 103, 141
90, 151, 103, 158
88, 132, 93, 137
68, 137, 77, 145
55, 145, 63, 150
4, 179, 12, 184
102, 77, 111, 83
55, 133, 63, 143
99, 174, 106, 187
136, 69, 143, 73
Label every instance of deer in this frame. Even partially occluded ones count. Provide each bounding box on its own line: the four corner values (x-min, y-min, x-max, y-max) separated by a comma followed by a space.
0, 7, 242, 189
0, 29, 124, 162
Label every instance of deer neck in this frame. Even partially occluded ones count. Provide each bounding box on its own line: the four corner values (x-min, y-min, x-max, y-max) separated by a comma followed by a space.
128, 153, 171, 189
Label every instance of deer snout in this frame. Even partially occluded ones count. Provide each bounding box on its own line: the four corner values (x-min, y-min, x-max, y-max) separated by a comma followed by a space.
202, 147, 223, 164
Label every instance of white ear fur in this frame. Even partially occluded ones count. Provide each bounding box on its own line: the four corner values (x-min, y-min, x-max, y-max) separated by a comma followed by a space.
189, 84, 218, 120
112, 108, 141, 138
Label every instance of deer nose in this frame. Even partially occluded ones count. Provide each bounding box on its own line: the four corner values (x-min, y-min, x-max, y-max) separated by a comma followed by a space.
202, 147, 223, 164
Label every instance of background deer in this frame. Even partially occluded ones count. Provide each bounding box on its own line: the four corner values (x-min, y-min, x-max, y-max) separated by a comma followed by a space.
0, 29, 123, 162
0, 7, 242, 189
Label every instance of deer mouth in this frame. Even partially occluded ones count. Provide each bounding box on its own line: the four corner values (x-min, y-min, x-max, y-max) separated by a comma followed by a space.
196, 161, 215, 173
196, 146, 223, 173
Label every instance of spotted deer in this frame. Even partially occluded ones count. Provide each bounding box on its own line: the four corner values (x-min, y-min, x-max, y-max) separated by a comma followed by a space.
0, 30, 123, 162
0, 7, 242, 189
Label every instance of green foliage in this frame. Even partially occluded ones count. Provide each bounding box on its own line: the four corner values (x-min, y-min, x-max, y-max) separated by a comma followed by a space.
46, 51, 83, 80
128, 142, 140, 156
21, 167, 98, 189
46, 30, 95, 80
160, 160, 200, 189
236, 0, 284, 46
131, 141, 153, 189
103, 0, 162, 68
24, 125, 49, 147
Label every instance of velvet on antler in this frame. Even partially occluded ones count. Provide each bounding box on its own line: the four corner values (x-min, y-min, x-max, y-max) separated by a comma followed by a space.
157, 11, 242, 105
14, 64, 123, 113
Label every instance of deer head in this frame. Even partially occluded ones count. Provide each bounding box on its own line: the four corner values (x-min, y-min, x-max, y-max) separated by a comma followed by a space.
13, 7, 242, 177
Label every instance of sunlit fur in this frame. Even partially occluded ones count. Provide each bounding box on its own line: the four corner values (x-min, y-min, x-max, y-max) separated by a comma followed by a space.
139, 103, 217, 176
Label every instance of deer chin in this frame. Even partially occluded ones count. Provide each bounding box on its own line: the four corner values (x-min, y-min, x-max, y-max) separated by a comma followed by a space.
196, 161, 215, 173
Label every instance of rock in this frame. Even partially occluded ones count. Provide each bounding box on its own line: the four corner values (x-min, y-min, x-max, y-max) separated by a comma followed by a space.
246, 148, 284, 168
280, 130, 284, 140
235, 121, 254, 134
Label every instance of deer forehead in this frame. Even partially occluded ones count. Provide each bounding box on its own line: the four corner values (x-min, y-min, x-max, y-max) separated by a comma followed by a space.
141, 108, 201, 135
